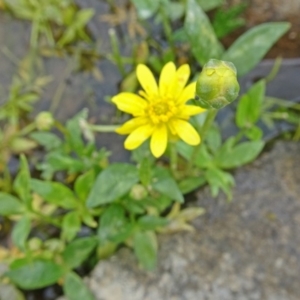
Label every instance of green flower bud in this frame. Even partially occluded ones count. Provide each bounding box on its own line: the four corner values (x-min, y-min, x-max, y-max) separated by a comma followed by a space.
35, 111, 54, 131
196, 59, 240, 109
130, 184, 148, 200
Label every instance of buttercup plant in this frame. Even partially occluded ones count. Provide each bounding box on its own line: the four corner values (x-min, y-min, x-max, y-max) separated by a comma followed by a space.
1, 0, 296, 298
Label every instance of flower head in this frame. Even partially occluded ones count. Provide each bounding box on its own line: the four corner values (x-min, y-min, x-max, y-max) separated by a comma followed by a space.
112, 62, 205, 158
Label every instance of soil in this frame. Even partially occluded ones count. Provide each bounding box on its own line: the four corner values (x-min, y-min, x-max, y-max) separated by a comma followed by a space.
223, 0, 300, 58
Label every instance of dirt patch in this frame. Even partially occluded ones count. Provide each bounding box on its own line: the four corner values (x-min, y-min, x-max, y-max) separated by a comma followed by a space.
223, 0, 300, 58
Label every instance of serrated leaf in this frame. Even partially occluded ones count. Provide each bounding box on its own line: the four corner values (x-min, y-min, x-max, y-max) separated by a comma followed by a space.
185, 0, 224, 65
86, 164, 139, 208
222, 22, 290, 76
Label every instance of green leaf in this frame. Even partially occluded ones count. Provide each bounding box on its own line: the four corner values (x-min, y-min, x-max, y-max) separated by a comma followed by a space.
205, 168, 235, 198
63, 272, 95, 300
215, 140, 265, 169
196, 0, 223, 11
133, 231, 157, 271
137, 215, 169, 230
131, 0, 160, 19
12, 216, 31, 251
62, 237, 98, 269
236, 80, 266, 128
176, 141, 212, 169
29, 132, 62, 151
206, 125, 222, 154
138, 157, 153, 187
222, 22, 290, 76
152, 167, 184, 203
0, 192, 24, 216
245, 125, 263, 141
86, 164, 139, 208
185, 0, 224, 66
31, 179, 77, 209
212, 3, 246, 38
98, 204, 133, 244
13, 155, 31, 205
7, 259, 64, 290
74, 170, 95, 201
61, 211, 81, 242
66, 110, 87, 156
45, 152, 84, 173
178, 176, 206, 194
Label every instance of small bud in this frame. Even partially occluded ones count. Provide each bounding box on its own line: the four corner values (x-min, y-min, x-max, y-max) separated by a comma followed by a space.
28, 237, 42, 251
196, 59, 240, 109
35, 111, 54, 131
130, 184, 148, 200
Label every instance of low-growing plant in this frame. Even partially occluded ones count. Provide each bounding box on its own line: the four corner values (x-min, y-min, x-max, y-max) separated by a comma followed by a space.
0, 0, 299, 299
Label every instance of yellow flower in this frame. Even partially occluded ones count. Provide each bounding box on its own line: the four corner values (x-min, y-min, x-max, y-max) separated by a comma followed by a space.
112, 62, 206, 158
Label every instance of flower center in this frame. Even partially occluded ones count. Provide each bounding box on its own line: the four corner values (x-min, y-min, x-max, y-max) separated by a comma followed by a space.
148, 99, 177, 124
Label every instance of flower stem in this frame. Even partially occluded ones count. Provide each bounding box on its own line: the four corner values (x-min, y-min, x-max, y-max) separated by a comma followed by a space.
187, 109, 218, 172
169, 142, 178, 177
88, 124, 119, 132
18, 122, 36, 136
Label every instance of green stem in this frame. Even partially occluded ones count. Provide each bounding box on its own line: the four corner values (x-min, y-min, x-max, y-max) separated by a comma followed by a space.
88, 124, 119, 132
187, 109, 218, 172
32, 210, 61, 227
169, 142, 178, 177
54, 120, 68, 135
50, 59, 73, 113
18, 123, 36, 136
109, 28, 126, 77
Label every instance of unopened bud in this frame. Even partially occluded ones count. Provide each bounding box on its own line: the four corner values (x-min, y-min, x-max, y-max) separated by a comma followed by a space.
196, 59, 240, 109
35, 111, 54, 131
130, 184, 147, 200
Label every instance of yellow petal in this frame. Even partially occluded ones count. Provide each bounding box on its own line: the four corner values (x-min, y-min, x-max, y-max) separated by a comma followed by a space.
124, 124, 154, 150
177, 105, 206, 119
116, 117, 148, 134
136, 64, 158, 98
159, 62, 176, 97
171, 64, 190, 97
177, 82, 196, 104
112, 92, 147, 116
150, 125, 168, 158
171, 119, 200, 145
